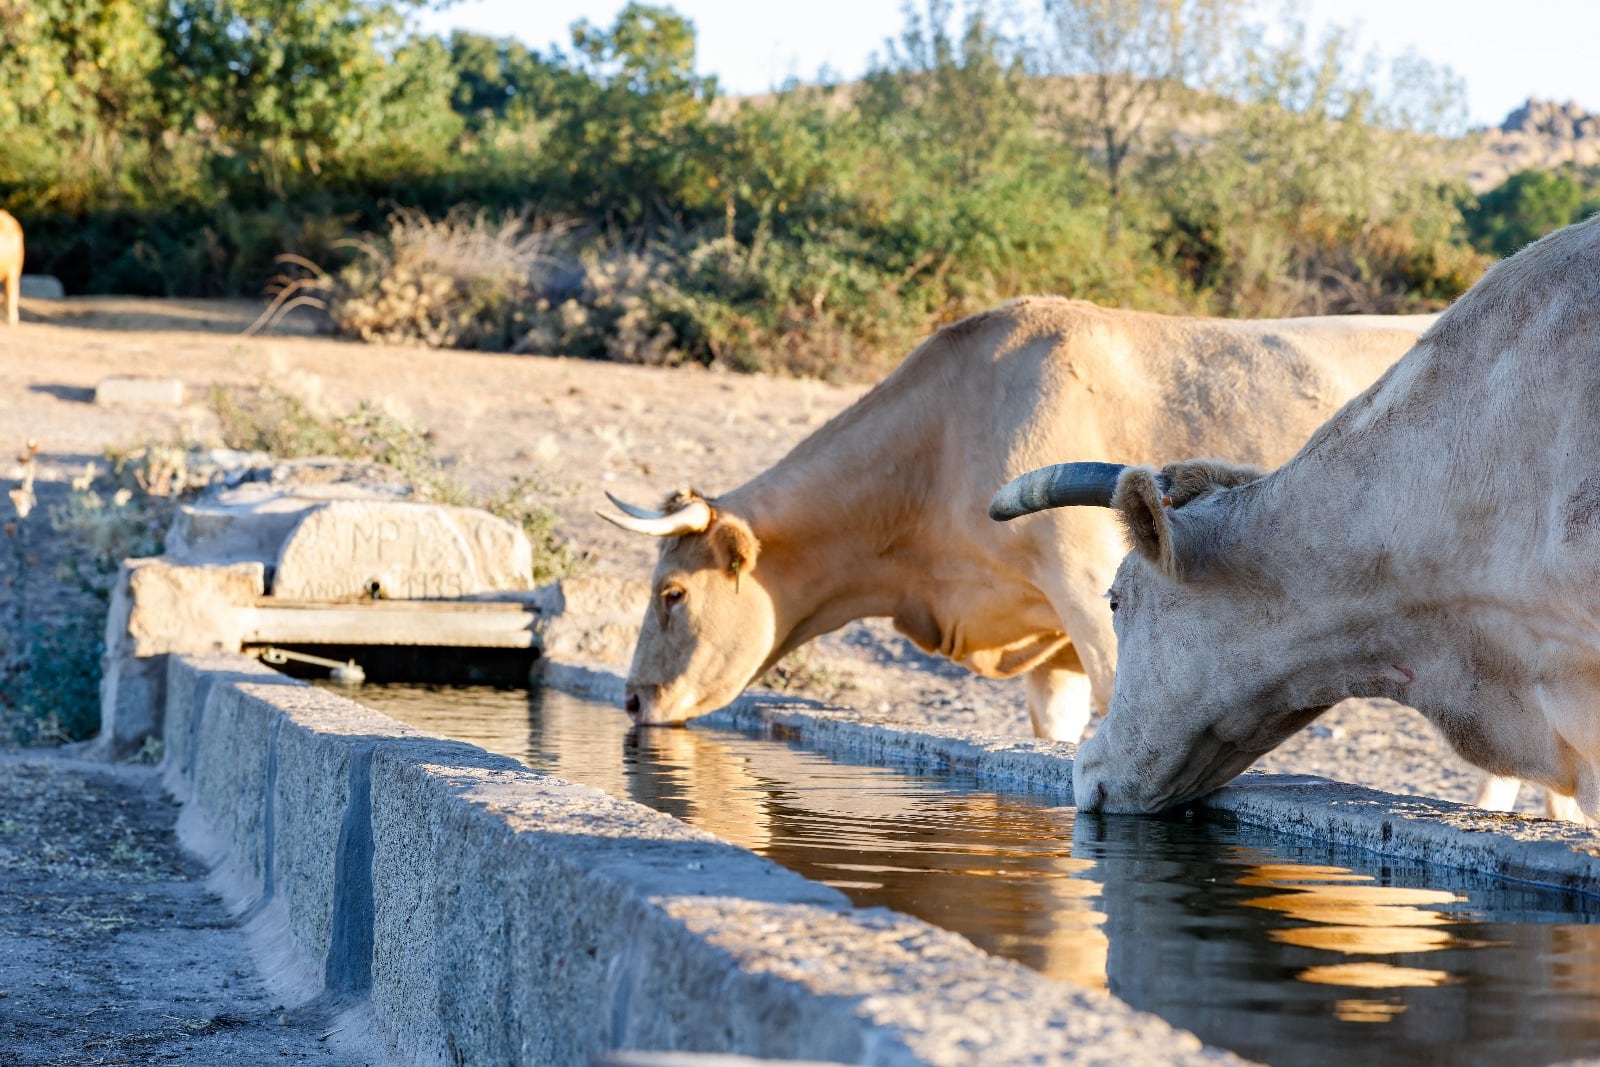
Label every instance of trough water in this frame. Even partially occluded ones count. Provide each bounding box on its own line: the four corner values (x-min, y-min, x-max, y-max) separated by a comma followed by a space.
338, 682, 1600, 1067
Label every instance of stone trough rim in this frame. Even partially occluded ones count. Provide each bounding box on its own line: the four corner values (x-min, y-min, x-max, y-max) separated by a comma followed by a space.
542, 662, 1600, 903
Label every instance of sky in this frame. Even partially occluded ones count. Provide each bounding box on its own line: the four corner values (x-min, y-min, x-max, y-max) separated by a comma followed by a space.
414, 0, 1599, 129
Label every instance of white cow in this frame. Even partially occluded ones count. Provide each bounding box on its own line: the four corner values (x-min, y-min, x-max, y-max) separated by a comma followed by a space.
995, 216, 1600, 818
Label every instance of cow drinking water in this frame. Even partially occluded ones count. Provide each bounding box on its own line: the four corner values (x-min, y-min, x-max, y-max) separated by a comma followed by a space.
996, 216, 1600, 817
605, 297, 1433, 741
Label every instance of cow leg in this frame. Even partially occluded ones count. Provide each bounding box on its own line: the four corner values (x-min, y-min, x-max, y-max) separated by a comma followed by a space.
3, 271, 15, 325
1474, 774, 1522, 812
1544, 791, 1594, 824
1025, 662, 1094, 743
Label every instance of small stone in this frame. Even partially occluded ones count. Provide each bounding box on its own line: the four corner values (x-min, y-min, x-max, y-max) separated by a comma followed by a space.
18, 275, 64, 299
276, 1012, 291, 1026
94, 376, 186, 408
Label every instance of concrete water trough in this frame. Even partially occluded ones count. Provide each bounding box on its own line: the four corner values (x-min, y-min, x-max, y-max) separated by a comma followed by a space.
153, 651, 1600, 1066
99, 469, 1600, 1064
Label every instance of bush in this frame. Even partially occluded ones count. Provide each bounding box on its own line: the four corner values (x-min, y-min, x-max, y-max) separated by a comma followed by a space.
6, 446, 179, 743
1464, 169, 1600, 258
331, 208, 578, 350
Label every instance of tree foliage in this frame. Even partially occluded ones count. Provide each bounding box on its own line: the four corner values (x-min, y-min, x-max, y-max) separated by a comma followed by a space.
0, 0, 1508, 377
1464, 169, 1599, 258
1041, 0, 1244, 239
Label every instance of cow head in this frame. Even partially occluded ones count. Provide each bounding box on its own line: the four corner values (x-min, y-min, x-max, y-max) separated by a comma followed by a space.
993, 459, 1366, 813
601, 489, 775, 726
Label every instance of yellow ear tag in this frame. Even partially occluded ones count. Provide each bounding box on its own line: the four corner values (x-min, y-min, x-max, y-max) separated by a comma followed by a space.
731, 558, 743, 593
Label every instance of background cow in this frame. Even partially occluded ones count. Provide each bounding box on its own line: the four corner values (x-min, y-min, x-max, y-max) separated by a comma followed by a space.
605, 297, 1432, 741
997, 216, 1600, 817
0, 210, 22, 326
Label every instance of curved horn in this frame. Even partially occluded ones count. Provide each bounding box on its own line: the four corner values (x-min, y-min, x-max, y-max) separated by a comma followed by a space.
990, 462, 1126, 521
604, 491, 666, 520
598, 493, 713, 537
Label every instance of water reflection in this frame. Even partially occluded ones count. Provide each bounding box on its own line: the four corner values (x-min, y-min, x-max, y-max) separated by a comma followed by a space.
344, 683, 1600, 1067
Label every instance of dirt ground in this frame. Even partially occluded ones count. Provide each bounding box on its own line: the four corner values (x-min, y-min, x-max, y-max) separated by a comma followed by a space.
0, 753, 364, 1066
0, 294, 1557, 1062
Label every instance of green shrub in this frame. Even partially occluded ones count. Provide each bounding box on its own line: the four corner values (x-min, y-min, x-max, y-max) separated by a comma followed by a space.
1464, 169, 1599, 258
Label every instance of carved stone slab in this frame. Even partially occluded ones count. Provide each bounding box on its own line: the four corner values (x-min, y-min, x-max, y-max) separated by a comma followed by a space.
271, 500, 533, 602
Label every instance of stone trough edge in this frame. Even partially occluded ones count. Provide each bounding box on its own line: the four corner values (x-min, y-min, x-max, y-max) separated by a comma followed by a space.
545, 662, 1600, 900
160, 651, 1248, 1067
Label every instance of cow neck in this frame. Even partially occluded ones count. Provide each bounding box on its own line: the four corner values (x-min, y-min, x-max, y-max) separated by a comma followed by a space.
722, 439, 937, 652
1221, 381, 1486, 713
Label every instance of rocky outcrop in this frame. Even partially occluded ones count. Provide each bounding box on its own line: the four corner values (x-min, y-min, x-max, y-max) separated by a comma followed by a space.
1463, 98, 1600, 193
1501, 98, 1600, 140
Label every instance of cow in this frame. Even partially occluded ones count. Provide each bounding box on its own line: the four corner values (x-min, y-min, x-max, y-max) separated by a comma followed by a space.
0, 210, 21, 326
603, 297, 1434, 742
993, 215, 1600, 817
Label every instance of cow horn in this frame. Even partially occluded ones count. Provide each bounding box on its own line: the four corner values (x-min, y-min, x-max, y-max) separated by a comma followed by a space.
989, 462, 1126, 521
605, 492, 666, 520
598, 491, 713, 536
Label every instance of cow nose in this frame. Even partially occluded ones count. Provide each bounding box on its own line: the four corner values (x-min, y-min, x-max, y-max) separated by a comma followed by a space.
624, 693, 642, 721
1081, 781, 1107, 812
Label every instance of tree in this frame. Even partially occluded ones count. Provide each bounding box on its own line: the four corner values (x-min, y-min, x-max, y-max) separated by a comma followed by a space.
446, 31, 563, 128
0, 0, 167, 206
540, 3, 720, 224
1148, 21, 1480, 315
1465, 169, 1592, 258
859, 0, 1033, 185
1041, 0, 1244, 241
157, 0, 456, 187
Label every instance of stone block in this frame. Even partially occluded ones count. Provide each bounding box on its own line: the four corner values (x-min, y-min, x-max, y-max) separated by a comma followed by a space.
94, 559, 266, 757
94, 376, 186, 407
533, 575, 650, 667
19, 274, 65, 300
166, 492, 321, 566
272, 500, 533, 602
118, 558, 265, 656
164, 653, 1248, 1066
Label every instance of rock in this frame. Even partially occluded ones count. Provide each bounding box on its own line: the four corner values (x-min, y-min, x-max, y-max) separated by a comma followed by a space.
164, 474, 413, 565
95, 559, 267, 758
94, 376, 185, 408
1500, 97, 1597, 139
18, 274, 64, 300
272, 500, 533, 601
166, 489, 324, 567
532, 575, 649, 666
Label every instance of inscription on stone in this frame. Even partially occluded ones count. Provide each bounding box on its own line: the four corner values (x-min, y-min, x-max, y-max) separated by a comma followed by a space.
272, 501, 532, 601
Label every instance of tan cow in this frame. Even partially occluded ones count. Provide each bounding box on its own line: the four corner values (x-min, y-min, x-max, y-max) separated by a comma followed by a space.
998, 216, 1600, 817
604, 297, 1434, 741
0, 210, 22, 325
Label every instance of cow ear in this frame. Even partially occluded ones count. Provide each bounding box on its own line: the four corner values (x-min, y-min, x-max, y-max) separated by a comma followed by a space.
709, 513, 761, 584
1114, 461, 1260, 578
1113, 467, 1180, 573
1160, 459, 1263, 506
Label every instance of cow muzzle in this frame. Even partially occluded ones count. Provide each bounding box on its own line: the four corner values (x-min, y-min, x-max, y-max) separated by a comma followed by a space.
622, 683, 689, 727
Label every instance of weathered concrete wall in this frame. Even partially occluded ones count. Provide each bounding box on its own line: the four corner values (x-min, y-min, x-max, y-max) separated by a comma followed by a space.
163, 653, 1244, 1067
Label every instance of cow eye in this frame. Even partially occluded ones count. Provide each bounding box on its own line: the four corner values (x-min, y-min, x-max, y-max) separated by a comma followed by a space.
661, 586, 686, 608
1105, 590, 1120, 613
